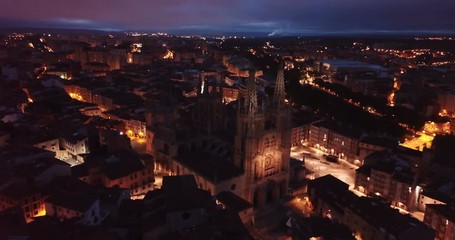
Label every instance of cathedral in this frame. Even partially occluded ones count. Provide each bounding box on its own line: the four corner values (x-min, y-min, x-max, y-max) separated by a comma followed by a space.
149, 66, 291, 208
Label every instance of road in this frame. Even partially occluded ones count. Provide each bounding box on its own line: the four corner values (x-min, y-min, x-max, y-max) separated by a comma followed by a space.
290, 146, 357, 188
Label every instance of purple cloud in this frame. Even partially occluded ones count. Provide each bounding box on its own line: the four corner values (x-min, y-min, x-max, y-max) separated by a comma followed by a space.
0, 0, 453, 33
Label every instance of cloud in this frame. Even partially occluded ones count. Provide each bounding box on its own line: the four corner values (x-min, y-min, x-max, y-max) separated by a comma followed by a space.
0, 0, 454, 33
53, 18, 93, 25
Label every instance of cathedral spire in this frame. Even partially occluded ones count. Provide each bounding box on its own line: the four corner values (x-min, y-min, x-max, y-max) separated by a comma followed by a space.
273, 63, 286, 108
215, 71, 222, 96
199, 71, 209, 95
244, 69, 258, 115
199, 72, 204, 95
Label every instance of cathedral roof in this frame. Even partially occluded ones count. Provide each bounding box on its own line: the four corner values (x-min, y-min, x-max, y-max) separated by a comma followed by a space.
175, 151, 243, 183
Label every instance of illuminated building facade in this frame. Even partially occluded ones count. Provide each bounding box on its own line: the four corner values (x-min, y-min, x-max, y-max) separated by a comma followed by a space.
309, 175, 435, 240
354, 149, 421, 210
0, 149, 72, 223
0, 184, 47, 223
233, 68, 291, 207
309, 120, 362, 164
424, 204, 455, 240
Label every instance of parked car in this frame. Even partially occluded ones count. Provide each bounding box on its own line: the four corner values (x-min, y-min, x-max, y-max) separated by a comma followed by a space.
325, 155, 339, 163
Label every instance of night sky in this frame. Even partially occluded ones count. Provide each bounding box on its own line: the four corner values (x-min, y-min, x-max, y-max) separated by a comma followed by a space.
1, 0, 454, 34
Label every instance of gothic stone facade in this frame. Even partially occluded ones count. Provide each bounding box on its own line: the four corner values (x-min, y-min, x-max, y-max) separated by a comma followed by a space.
151, 68, 291, 208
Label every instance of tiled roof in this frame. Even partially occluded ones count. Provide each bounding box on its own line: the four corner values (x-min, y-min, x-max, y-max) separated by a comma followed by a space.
46, 191, 97, 213
216, 191, 252, 212
175, 150, 243, 183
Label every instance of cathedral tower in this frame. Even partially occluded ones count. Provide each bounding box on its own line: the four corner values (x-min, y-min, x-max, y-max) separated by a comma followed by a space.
235, 67, 291, 208
193, 72, 225, 135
